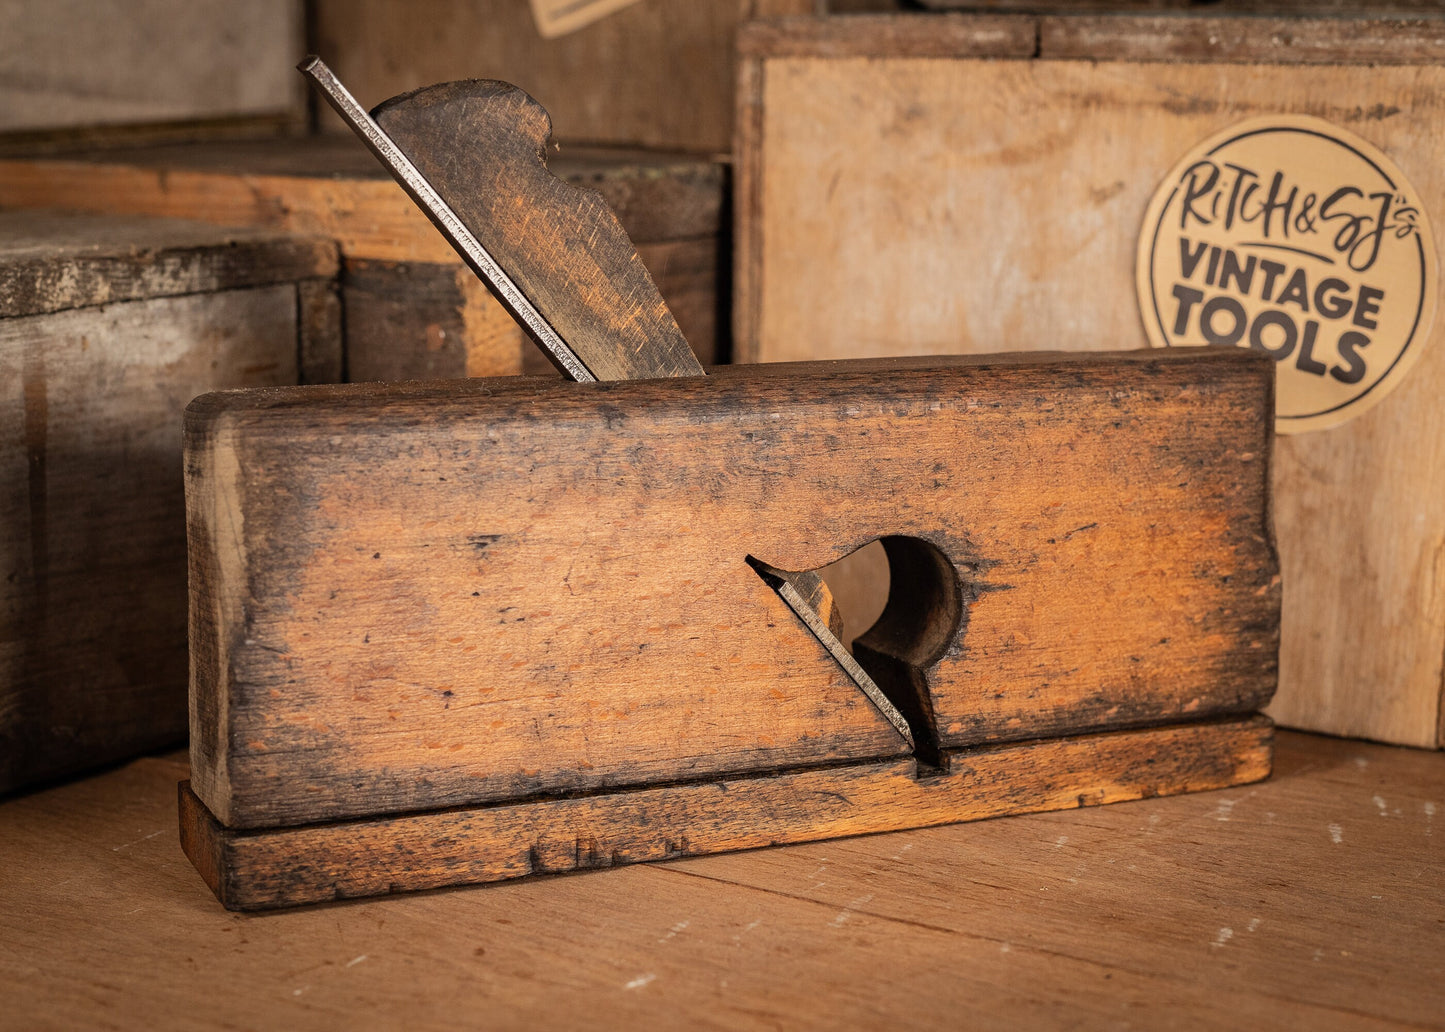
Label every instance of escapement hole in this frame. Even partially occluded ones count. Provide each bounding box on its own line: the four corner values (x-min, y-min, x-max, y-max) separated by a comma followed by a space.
786, 536, 963, 765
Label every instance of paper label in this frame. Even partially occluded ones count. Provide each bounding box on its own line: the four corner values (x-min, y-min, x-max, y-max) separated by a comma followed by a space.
1137, 116, 1437, 433
528, 0, 643, 39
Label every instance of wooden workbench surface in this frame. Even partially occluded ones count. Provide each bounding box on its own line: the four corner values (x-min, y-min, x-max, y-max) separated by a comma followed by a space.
1, 731, 1440, 1029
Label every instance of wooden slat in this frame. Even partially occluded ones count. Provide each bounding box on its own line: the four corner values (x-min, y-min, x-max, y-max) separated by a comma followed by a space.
297, 279, 344, 386
0, 731, 1438, 1028
340, 259, 523, 383
181, 717, 1272, 910
373, 80, 701, 381
0, 211, 337, 318
736, 13, 1038, 58
0, 140, 723, 263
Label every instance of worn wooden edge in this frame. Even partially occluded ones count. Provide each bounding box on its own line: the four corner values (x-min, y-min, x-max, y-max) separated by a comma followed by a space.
1438, 672, 1445, 750
737, 14, 1039, 59
737, 13, 1445, 63
0, 143, 724, 267
0, 229, 340, 320
179, 716, 1272, 911
0, 113, 307, 159
1040, 14, 1445, 64
182, 347, 1275, 421
178, 781, 226, 903
733, 40, 767, 363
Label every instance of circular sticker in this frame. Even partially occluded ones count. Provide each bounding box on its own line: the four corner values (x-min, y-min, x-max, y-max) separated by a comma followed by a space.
1137, 116, 1437, 433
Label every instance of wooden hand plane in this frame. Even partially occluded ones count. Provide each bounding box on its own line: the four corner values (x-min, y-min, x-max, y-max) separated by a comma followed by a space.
178, 63, 1281, 910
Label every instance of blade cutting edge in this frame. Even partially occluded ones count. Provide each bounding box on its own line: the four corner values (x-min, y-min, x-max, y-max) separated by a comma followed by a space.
298, 55, 597, 383
746, 558, 915, 750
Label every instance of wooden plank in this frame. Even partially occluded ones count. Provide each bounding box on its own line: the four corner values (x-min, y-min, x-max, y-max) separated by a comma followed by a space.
1040, 14, 1445, 65
0, 211, 338, 318
310, 0, 815, 155
0, 139, 723, 262
735, 13, 1037, 58
0, 287, 305, 794
181, 717, 1272, 910
735, 27, 1445, 747
0, 139, 727, 376
0, 731, 1438, 1028
185, 350, 1276, 828
668, 729, 1445, 1030
0, 0, 303, 134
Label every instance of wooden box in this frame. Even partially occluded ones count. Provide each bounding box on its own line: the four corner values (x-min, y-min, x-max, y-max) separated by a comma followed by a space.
0, 211, 340, 794
736, 12, 1445, 747
0, 138, 727, 379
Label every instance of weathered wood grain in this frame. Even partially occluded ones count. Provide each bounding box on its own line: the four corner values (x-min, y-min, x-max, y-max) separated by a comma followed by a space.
735, 15, 1445, 747
0, 138, 727, 375
186, 349, 1277, 828
1040, 14, 1445, 65
1, 290, 301, 793
181, 716, 1272, 910
373, 80, 701, 380
0, 212, 340, 794
346, 241, 721, 383
0, 211, 338, 319
4, 731, 1438, 1028
341, 259, 521, 382
736, 12, 1036, 58
297, 278, 345, 386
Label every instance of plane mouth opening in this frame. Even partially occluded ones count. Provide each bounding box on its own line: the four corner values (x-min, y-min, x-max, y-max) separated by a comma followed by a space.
747, 536, 962, 769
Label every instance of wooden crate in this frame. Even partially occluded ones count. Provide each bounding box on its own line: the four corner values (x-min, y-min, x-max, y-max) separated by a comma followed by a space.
0, 211, 340, 794
736, 12, 1445, 747
0, 137, 727, 377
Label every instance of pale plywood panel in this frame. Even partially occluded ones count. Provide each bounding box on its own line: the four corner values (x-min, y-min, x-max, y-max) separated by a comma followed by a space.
751, 58, 1445, 361
744, 56, 1445, 746
1272, 348, 1445, 746
0, 0, 303, 132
